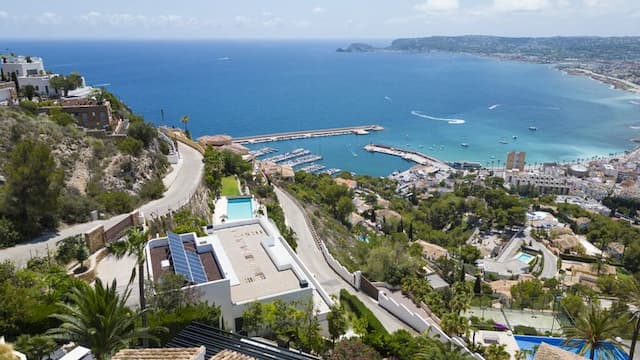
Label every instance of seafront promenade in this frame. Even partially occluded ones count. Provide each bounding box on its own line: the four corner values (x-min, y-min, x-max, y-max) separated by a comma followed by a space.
232, 125, 383, 144
364, 143, 453, 171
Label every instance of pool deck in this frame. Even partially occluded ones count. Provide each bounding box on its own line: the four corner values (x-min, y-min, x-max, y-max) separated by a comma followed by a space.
213, 196, 264, 224
474, 331, 520, 359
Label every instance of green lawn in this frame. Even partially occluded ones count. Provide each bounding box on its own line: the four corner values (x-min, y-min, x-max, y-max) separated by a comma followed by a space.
221, 176, 240, 196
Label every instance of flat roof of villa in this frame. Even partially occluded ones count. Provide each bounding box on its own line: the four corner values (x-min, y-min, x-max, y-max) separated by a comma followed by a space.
216, 223, 300, 303
150, 241, 223, 284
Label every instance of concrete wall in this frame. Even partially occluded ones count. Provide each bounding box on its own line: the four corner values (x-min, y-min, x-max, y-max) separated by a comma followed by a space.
378, 291, 433, 333
84, 225, 106, 253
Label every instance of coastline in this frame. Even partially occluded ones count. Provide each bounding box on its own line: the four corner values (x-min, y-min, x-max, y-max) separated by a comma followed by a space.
560, 68, 640, 94
345, 47, 640, 95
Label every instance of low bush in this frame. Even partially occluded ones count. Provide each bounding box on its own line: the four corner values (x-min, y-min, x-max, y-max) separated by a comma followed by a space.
0, 218, 21, 248
55, 235, 85, 265
59, 189, 101, 223
139, 177, 165, 201
339, 289, 387, 336
513, 325, 538, 335
117, 136, 144, 156
96, 191, 135, 214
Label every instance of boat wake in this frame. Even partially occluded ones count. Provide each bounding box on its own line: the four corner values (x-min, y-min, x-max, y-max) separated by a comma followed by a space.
630, 126, 640, 130
384, 96, 393, 102
488, 104, 500, 110
410, 110, 465, 124
216, 57, 231, 61
630, 100, 640, 106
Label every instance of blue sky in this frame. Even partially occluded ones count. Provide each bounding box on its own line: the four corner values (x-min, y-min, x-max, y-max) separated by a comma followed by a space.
0, 0, 639, 39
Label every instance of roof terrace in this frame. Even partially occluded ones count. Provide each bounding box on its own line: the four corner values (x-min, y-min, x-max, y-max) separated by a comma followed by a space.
214, 222, 302, 303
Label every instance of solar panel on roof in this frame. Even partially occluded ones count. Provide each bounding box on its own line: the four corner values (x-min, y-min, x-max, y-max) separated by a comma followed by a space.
186, 251, 208, 284
168, 232, 194, 283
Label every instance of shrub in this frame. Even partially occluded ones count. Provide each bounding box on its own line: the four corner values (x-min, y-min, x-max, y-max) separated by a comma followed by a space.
513, 325, 538, 335
117, 136, 144, 156
159, 140, 170, 155
0, 218, 21, 248
339, 289, 387, 336
127, 121, 157, 147
48, 107, 76, 127
55, 235, 86, 265
96, 191, 135, 214
139, 177, 165, 201
19, 100, 39, 116
58, 189, 100, 223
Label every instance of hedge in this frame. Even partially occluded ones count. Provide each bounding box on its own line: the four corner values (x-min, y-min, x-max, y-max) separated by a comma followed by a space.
339, 289, 387, 336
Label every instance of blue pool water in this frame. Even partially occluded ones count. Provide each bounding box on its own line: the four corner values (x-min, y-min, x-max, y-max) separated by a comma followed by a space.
226, 197, 253, 221
515, 252, 535, 263
515, 335, 629, 360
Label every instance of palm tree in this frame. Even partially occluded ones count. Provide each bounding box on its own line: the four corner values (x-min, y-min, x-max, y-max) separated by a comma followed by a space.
47, 279, 165, 360
106, 227, 150, 345
180, 115, 190, 133
624, 278, 640, 359
562, 305, 625, 360
414, 335, 473, 360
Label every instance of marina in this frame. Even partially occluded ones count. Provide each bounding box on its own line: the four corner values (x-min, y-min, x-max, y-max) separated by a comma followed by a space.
249, 147, 278, 157
282, 154, 323, 167
232, 125, 384, 145
263, 148, 310, 163
324, 168, 342, 176
299, 164, 326, 173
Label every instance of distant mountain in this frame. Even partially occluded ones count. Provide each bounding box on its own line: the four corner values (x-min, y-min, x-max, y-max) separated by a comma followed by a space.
338, 35, 640, 62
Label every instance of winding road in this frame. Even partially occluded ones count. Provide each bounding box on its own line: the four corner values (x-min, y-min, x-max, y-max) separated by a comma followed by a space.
0, 142, 204, 267
274, 186, 412, 333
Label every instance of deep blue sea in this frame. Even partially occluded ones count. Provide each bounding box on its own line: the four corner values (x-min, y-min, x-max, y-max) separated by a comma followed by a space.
4, 40, 640, 176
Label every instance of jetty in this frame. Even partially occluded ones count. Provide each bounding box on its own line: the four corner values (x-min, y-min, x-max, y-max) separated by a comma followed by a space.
283, 154, 323, 167
263, 148, 310, 163
364, 144, 453, 171
232, 125, 384, 145
300, 164, 326, 173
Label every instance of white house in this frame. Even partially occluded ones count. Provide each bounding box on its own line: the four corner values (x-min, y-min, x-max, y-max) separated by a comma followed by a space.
17, 74, 60, 96
2, 55, 45, 78
145, 217, 332, 333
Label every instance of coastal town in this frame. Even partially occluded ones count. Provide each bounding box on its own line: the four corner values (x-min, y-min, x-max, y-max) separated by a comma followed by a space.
2, 34, 640, 360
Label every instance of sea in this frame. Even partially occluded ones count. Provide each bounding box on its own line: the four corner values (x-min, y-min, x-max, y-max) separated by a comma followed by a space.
4, 40, 640, 176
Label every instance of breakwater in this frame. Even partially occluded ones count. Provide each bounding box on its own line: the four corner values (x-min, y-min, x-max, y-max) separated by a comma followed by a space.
364, 144, 453, 171
232, 125, 383, 144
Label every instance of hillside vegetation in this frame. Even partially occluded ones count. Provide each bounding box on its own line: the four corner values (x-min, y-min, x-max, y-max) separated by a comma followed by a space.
0, 103, 169, 247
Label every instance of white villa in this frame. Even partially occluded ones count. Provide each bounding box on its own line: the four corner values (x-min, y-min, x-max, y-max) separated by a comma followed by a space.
2, 55, 89, 97
145, 216, 332, 333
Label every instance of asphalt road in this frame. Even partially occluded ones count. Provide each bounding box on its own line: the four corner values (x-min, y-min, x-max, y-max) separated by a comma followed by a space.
0, 142, 204, 267
274, 186, 413, 334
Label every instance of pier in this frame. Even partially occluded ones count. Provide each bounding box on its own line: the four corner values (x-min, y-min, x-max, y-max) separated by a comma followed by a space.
283, 154, 323, 167
364, 144, 453, 171
232, 125, 384, 145
263, 148, 310, 163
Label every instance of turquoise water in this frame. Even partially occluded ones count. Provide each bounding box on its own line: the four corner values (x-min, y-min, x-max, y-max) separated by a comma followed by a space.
5, 40, 640, 176
515, 335, 629, 360
226, 197, 253, 221
516, 252, 535, 263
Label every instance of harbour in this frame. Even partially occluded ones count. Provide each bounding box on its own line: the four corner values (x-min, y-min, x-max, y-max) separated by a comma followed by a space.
364, 144, 453, 171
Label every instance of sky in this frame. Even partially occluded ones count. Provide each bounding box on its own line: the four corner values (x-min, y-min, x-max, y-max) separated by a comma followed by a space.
0, 0, 639, 40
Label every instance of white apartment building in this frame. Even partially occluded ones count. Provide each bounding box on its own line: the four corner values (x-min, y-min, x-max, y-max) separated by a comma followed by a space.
145, 217, 332, 333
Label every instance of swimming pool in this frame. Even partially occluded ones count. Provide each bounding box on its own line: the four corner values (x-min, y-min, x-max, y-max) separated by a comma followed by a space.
226, 197, 253, 221
515, 252, 535, 264
515, 335, 629, 360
